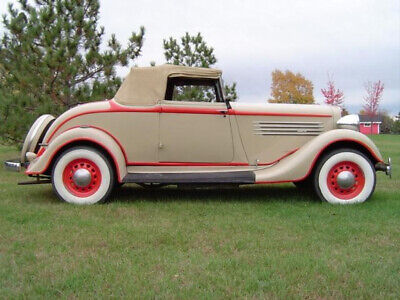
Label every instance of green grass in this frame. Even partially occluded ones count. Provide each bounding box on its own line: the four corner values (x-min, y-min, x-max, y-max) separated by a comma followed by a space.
0, 135, 399, 299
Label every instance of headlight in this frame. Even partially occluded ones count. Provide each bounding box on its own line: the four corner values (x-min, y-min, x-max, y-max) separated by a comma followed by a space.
337, 114, 360, 131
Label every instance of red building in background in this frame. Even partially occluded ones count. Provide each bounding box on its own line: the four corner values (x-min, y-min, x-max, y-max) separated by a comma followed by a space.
359, 115, 382, 135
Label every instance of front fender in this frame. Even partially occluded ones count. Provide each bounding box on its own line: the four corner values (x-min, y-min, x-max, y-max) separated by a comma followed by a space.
26, 127, 127, 182
255, 129, 383, 183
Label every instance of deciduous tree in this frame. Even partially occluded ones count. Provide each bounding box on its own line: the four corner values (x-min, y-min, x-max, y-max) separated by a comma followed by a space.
362, 80, 384, 135
321, 78, 344, 107
269, 70, 314, 104
163, 32, 237, 101
363, 80, 384, 117
0, 0, 145, 144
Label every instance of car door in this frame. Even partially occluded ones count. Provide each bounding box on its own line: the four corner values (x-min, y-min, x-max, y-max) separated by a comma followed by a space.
158, 78, 234, 163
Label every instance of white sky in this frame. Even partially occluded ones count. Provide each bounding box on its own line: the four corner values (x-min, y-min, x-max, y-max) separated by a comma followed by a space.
1, 0, 399, 114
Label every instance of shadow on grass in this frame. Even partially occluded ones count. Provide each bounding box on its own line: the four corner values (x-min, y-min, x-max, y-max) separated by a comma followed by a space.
21, 183, 318, 205
111, 183, 318, 204
27, 187, 61, 204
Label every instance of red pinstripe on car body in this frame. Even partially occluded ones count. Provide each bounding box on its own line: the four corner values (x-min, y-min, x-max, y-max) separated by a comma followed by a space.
256, 138, 383, 184
26, 137, 123, 182
46, 99, 332, 143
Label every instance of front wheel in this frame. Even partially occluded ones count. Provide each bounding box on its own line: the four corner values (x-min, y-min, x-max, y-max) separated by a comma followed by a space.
314, 149, 376, 204
52, 146, 115, 204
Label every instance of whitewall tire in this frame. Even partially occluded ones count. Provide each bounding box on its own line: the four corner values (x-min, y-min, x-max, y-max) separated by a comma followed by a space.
52, 146, 115, 204
314, 149, 376, 204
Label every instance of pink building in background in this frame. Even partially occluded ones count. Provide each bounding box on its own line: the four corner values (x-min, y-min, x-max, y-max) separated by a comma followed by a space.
359, 115, 382, 135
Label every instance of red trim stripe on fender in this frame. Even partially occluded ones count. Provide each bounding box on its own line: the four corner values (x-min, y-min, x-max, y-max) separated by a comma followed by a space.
256, 138, 383, 184
257, 148, 299, 166
26, 137, 123, 182
46, 101, 161, 143
54, 125, 130, 163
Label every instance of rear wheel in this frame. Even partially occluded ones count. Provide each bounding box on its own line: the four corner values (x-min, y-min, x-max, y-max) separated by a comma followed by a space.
313, 149, 376, 204
52, 146, 115, 204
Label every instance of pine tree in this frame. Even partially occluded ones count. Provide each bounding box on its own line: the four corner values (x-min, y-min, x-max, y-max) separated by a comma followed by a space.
0, 0, 145, 144
163, 32, 237, 101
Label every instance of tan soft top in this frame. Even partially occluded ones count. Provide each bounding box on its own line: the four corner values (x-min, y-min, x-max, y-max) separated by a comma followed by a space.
114, 64, 222, 106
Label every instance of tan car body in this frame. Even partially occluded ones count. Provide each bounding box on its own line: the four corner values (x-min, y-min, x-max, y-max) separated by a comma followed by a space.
23, 65, 384, 186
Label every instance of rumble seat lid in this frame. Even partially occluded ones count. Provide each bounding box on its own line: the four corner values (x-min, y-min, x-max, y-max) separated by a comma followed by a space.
114, 64, 222, 106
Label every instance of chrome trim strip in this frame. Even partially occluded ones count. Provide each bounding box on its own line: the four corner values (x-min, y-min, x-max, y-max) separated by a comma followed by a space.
255, 124, 324, 128
254, 128, 322, 132
253, 121, 323, 124
254, 132, 321, 136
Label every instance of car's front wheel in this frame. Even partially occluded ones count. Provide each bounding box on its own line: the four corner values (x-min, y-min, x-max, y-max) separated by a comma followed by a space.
314, 149, 376, 204
52, 146, 115, 204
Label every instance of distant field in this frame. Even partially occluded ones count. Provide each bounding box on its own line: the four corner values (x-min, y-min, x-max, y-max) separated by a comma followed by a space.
0, 135, 399, 298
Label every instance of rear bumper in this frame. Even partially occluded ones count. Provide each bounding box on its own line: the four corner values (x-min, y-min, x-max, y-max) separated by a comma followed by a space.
4, 159, 22, 172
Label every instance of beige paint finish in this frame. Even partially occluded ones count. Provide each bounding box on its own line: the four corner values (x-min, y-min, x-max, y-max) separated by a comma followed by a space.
27, 127, 127, 181
41, 100, 245, 165
159, 101, 233, 162
42, 100, 160, 163
42, 101, 111, 143
231, 103, 338, 164
254, 129, 383, 182
53, 111, 160, 163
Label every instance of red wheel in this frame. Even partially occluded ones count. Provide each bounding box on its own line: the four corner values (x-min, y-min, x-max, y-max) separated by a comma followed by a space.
62, 158, 102, 197
326, 161, 365, 200
52, 147, 114, 204
314, 149, 376, 204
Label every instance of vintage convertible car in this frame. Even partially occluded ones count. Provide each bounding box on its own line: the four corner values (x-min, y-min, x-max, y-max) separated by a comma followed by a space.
5, 64, 391, 204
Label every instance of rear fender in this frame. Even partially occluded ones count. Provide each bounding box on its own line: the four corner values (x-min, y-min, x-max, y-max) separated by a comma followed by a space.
25, 127, 127, 182
255, 129, 383, 183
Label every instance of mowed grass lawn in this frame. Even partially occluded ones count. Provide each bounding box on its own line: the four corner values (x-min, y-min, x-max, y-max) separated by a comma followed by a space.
0, 135, 399, 298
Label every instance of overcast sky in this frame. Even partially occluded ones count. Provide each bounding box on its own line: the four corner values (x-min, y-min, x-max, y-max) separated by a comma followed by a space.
1, 0, 399, 114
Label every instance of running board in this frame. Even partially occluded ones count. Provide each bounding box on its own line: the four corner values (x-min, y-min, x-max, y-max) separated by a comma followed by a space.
122, 171, 255, 184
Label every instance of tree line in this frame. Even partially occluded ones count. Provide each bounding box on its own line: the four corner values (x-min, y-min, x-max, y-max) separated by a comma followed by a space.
0, 0, 398, 145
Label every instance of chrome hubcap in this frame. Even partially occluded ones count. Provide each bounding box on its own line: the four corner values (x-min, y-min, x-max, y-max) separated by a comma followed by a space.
72, 168, 92, 187
336, 171, 355, 189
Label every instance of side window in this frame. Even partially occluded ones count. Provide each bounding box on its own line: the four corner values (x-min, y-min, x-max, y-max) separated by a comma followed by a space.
165, 77, 222, 103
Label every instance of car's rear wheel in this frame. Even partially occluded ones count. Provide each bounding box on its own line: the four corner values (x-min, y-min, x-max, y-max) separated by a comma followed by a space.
314, 149, 376, 204
52, 146, 114, 204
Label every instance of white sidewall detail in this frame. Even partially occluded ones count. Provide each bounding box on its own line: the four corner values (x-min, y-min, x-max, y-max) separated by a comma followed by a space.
53, 149, 111, 204
318, 152, 375, 204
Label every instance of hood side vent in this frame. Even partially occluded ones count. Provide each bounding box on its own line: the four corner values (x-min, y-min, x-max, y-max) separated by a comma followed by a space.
253, 121, 324, 136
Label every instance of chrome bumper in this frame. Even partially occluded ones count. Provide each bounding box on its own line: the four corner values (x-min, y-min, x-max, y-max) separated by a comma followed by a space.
386, 157, 392, 178
4, 159, 22, 172
375, 157, 392, 179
